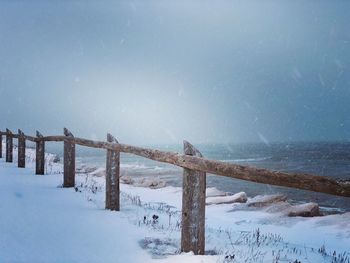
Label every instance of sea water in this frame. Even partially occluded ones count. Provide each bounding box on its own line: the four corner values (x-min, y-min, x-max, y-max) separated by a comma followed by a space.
46, 142, 350, 212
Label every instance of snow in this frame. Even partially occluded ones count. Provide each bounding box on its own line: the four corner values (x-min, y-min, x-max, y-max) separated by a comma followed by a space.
247, 194, 287, 207
285, 202, 320, 217
0, 144, 350, 262
0, 160, 151, 263
206, 192, 247, 205
206, 187, 229, 197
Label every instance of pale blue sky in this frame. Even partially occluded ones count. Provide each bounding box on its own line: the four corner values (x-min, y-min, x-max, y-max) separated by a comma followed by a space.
0, 0, 349, 144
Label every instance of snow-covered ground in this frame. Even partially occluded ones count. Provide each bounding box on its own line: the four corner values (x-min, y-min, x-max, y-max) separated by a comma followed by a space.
0, 145, 349, 262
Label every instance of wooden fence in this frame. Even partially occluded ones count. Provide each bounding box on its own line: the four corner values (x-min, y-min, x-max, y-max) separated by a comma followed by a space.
0, 128, 349, 255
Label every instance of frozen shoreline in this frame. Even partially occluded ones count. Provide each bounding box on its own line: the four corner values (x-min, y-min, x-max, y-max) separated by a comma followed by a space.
1, 144, 349, 262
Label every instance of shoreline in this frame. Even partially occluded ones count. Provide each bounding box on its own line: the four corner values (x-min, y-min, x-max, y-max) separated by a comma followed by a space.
4, 140, 350, 213
1, 144, 350, 262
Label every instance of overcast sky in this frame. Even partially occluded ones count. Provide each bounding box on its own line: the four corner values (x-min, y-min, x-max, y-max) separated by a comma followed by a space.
0, 0, 349, 145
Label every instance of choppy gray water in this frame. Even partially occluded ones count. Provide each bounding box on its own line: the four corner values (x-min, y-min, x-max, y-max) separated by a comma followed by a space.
47, 142, 350, 212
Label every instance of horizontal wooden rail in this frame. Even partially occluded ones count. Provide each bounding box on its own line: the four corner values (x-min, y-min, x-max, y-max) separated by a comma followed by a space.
118, 144, 350, 197
0, 132, 35, 141
25, 135, 37, 142
1, 130, 349, 198
43, 136, 117, 151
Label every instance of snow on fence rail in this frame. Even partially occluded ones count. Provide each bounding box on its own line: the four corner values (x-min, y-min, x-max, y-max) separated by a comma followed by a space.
0, 128, 349, 255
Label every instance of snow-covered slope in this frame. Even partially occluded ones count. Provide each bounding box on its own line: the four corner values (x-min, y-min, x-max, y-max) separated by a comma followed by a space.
0, 145, 349, 262
0, 160, 153, 263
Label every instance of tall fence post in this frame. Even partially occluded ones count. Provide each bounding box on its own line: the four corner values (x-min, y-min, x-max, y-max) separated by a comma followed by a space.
181, 141, 206, 255
63, 128, 75, 187
35, 131, 45, 175
0, 132, 2, 158
105, 133, 120, 211
18, 129, 26, 168
6, 129, 13, 163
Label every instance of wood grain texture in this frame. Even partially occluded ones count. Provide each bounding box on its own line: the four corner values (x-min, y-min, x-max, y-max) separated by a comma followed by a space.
6, 129, 13, 163
63, 128, 75, 187
18, 129, 26, 168
181, 141, 206, 255
35, 131, 45, 175
105, 133, 120, 211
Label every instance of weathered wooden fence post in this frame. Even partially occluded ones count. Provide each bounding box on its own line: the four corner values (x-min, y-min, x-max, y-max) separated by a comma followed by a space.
18, 129, 26, 168
63, 128, 75, 187
181, 141, 206, 255
35, 131, 45, 175
105, 133, 120, 211
6, 129, 13, 163
0, 132, 3, 158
